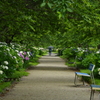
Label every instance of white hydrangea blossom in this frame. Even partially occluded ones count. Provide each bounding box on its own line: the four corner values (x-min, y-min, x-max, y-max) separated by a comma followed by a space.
1, 65, 8, 70
99, 72, 100, 75
13, 56, 17, 59
20, 51, 23, 54
15, 50, 19, 52
6, 48, 10, 51
18, 53, 20, 56
27, 52, 30, 57
98, 68, 100, 75
82, 50, 85, 52
98, 68, 100, 71
0, 45, 3, 47
3, 66, 8, 70
96, 51, 100, 54
0, 70, 3, 74
4, 61, 9, 65
12, 45, 14, 48
77, 47, 82, 51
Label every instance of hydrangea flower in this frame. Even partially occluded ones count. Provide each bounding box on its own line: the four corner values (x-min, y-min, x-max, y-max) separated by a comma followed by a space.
27, 52, 30, 57
6, 48, 10, 51
98, 68, 100, 71
0, 45, 3, 47
19, 53, 24, 59
24, 52, 27, 55
25, 57, 29, 60
0, 70, 3, 74
20, 51, 23, 54
13, 56, 17, 59
15, 50, 19, 52
4, 61, 9, 65
3, 66, 8, 70
96, 51, 100, 54
1, 65, 8, 70
98, 68, 100, 75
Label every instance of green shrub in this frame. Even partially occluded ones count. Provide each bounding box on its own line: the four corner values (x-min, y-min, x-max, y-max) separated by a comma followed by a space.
38, 49, 44, 55
81, 53, 97, 68
62, 47, 78, 60
9, 69, 29, 79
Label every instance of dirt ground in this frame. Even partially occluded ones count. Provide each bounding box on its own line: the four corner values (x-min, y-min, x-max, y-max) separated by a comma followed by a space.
0, 53, 99, 100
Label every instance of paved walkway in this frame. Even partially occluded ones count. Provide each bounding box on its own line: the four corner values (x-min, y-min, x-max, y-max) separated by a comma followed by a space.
0, 53, 99, 100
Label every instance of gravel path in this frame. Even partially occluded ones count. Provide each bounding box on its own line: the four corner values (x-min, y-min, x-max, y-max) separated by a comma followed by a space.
0, 53, 99, 100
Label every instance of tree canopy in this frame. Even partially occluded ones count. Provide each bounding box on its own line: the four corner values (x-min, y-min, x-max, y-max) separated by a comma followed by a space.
0, 0, 100, 48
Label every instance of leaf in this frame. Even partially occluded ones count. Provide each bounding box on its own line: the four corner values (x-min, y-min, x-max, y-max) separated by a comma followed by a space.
67, 8, 73, 12
40, 2, 46, 7
47, 2, 52, 8
57, 11, 62, 19
28, 24, 35, 31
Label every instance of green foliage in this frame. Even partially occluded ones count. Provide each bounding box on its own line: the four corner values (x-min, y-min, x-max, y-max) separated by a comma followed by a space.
41, 2, 46, 7
80, 69, 90, 74
62, 47, 78, 60
0, 82, 11, 93
57, 49, 64, 56
63, 46, 100, 81
81, 53, 97, 69
29, 62, 39, 66
0, 0, 100, 48
38, 49, 44, 55
10, 69, 29, 79
95, 79, 100, 85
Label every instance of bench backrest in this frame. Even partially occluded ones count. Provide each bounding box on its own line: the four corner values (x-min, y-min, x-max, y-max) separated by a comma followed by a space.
89, 64, 95, 84
89, 64, 95, 72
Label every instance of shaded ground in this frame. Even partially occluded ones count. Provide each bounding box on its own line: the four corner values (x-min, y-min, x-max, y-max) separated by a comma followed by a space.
0, 53, 99, 100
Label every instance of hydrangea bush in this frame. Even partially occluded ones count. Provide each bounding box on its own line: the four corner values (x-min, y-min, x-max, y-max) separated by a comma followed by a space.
62, 47, 78, 60
0, 42, 36, 82
62, 46, 100, 78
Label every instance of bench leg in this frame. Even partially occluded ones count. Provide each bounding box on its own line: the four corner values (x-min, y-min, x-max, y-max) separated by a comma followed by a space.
90, 89, 94, 100
74, 74, 77, 86
82, 76, 85, 85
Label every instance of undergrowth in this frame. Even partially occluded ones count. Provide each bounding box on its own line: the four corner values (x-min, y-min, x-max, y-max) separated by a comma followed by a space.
0, 82, 11, 93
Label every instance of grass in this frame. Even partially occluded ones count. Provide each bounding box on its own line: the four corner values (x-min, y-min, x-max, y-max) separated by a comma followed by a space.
0, 82, 11, 93
95, 79, 100, 85
10, 69, 29, 79
28, 55, 41, 67
29, 62, 39, 66
80, 69, 90, 73
0, 69, 29, 93
80, 69, 93, 84
64, 58, 76, 67
80, 69, 100, 85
